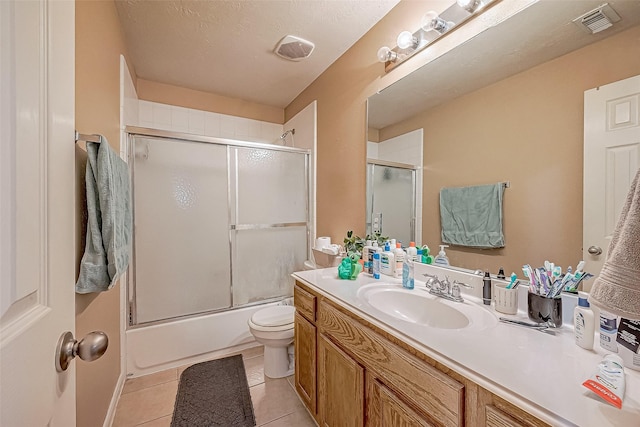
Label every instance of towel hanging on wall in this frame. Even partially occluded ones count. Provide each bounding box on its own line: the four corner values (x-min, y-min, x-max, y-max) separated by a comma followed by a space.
589, 169, 640, 320
439, 182, 505, 248
76, 136, 132, 294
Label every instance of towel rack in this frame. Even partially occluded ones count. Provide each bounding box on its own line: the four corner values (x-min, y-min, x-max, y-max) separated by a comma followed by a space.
75, 131, 102, 143
502, 181, 510, 189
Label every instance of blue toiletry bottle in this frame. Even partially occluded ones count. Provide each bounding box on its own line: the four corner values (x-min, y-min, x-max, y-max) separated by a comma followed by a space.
373, 253, 381, 280
402, 257, 414, 289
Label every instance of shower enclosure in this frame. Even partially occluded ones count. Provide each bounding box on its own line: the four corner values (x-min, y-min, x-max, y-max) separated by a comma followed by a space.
366, 159, 416, 245
127, 128, 310, 326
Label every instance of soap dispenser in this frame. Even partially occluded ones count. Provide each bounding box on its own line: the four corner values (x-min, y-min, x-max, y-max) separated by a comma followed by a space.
434, 245, 450, 266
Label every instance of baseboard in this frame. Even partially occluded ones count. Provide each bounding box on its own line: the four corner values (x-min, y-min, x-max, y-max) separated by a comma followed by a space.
103, 371, 126, 427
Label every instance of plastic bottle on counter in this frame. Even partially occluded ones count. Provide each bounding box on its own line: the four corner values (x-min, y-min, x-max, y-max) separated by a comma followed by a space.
434, 245, 450, 266
393, 243, 405, 279
363, 241, 380, 275
402, 256, 414, 289
482, 271, 492, 305
406, 242, 418, 262
380, 243, 395, 276
600, 311, 618, 353
574, 291, 595, 350
497, 267, 506, 280
373, 253, 381, 280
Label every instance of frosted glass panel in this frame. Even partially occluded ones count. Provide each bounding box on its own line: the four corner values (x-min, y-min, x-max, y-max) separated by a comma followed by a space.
133, 137, 231, 324
236, 147, 307, 224
232, 227, 307, 306
367, 164, 415, 245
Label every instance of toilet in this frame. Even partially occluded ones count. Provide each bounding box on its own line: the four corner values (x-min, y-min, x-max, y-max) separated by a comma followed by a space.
248, 305, 296, 378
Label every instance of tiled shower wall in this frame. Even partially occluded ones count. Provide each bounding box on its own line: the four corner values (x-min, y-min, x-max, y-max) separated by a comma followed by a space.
137, 100, 284, 143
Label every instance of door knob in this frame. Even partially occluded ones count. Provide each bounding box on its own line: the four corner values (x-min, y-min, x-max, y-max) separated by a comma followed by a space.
587, 246, 603, 256
55, 331, 108, 372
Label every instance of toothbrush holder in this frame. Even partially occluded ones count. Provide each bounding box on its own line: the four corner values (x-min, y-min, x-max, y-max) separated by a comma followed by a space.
494, 283, 518, 315
527, 292, 562, 328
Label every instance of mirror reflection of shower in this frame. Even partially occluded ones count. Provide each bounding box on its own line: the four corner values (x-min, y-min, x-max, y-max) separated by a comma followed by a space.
279, 128, 295, 146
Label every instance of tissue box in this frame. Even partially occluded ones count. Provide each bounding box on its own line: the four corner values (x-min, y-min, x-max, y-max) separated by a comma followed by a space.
312, 248, 341, 268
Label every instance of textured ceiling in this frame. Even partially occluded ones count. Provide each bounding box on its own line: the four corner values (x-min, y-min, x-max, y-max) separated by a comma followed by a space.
115, 0, 400, 108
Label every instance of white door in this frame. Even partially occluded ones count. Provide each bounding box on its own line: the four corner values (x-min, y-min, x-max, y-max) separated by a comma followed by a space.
584, 75, 640, 282
1, 1, 76, 425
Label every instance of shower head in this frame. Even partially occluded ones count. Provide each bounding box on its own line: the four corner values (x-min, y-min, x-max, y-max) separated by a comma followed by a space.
281, 129, 295, 139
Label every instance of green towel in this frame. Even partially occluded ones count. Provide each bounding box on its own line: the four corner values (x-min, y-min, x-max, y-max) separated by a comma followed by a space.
76, 137, 132, 293
439, 183, 505, 248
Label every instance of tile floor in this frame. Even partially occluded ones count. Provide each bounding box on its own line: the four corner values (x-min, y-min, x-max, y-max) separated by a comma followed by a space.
113, 346, 316, 427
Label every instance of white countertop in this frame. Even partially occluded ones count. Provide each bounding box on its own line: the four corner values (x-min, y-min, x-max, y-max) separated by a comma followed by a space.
292, 267, 640, 427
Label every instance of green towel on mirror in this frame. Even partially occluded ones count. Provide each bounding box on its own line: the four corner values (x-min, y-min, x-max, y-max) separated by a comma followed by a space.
439, 183, 505, 248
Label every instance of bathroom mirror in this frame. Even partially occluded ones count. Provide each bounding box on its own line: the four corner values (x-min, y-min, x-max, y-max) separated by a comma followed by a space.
366, 0, 640, 275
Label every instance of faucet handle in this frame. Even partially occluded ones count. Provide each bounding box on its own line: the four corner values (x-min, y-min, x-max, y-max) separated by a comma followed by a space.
453, 279, 473, 288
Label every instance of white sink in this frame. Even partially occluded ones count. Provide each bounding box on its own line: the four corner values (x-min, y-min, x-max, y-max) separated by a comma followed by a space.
356, 283, 497, 330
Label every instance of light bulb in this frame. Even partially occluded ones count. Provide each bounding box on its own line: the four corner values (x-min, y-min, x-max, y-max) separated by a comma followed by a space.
457, 0, 482, 13
421, 11, 452, 34
396, 30, 417, 49
376, 46, 397, 63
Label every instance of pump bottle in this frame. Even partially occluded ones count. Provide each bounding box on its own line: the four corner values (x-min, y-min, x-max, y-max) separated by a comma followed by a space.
574, 291, 595, 350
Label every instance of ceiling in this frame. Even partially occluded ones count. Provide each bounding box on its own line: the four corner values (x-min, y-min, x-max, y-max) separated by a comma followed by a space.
115, 0, 400, 109
368, 0, 640, 129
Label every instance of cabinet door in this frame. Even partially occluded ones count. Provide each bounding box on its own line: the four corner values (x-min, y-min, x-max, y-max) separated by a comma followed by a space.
295, 312, 317, 414
374, 381, 435, 427
485, 405, 528, 427
318, 333, 365, 427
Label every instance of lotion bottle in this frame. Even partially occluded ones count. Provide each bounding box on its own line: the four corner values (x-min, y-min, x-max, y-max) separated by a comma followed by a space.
406, 242, 418, 262
393, 243, 405, 279
599, 311, 618, 353
574, 291, 595, 350
380, 243, 395, 276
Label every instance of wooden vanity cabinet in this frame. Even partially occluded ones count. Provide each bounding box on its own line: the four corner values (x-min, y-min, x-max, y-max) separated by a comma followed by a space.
293, 281, 549, 427
294, 285, 318, 418
317, 333, 365, 427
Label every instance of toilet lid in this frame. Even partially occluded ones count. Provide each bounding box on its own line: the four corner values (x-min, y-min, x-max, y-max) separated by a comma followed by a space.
251, 306, 295, 327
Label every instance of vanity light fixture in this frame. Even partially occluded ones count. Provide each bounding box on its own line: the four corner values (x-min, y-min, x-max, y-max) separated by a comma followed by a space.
376, 0, 497, 71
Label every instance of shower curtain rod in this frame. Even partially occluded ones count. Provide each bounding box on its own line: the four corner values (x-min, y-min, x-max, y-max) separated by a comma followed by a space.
75, 131, 102, 143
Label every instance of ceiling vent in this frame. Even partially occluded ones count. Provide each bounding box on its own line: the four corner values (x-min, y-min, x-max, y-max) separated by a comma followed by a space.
274, 35, 315, 61
573, 3, 621, 34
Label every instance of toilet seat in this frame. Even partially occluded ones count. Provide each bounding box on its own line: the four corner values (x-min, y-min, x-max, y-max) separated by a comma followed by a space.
249, 306, 295, 332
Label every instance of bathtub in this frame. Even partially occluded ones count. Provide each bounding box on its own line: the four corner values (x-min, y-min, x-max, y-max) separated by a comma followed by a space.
126, 301, 282, 377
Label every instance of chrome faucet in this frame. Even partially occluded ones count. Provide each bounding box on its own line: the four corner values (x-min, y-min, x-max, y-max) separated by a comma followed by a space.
423, 273, 472, 303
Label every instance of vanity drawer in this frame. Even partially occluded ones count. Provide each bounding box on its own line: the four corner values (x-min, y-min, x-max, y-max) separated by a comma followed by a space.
318, 300, 464, 427
294, 284, 316, 322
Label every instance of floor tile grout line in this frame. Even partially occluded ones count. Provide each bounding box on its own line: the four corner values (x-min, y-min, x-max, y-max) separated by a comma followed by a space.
122, 378, 179, 396
257, 409, 297, 427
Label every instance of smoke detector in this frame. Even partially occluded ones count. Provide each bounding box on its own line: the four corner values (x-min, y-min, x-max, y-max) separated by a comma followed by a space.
274, 35, 315, 61
573, 3, 621, 34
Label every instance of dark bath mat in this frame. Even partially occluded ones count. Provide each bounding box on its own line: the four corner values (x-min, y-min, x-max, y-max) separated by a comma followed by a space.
171, 355, 256, 427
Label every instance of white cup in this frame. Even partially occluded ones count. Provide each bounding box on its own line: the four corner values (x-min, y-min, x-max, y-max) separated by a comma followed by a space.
494, 283, 518, 315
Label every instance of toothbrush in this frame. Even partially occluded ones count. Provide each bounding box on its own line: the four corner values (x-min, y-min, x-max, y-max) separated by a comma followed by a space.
507, 272, 518, 289
574, 260, 585, 278
522, 265, 537, 293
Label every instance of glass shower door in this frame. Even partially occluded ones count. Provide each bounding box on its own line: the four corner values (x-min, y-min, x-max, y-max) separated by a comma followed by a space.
230, 146, 309, 306
132, 136, 231, 324
366, 162, 416, 245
